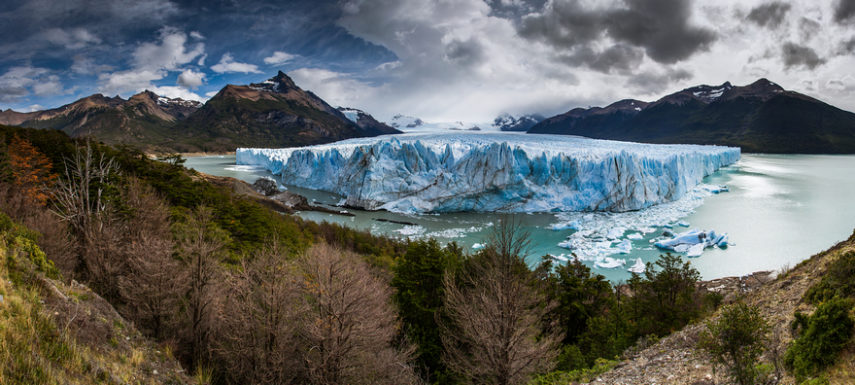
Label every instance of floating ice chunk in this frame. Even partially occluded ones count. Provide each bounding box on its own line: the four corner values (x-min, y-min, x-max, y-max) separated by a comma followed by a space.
237, 132, 740, 213
595, 257, 626, 269
394, 225, 425, 236
686, 243, 705, 257
607, 227, 626, 240
628, 258, 645, 273
627, 232, 643, 240
678, 221, 690, 227
472, 243, 485, 250
615, 239, 632, 254
654, 229, 729, 257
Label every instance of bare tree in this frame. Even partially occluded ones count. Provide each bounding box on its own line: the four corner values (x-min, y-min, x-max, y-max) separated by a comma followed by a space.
441, 217, 560, 385
52, 141, 118, 237
117, 179, 183, 339
213, 238, 304, 385
297, 243, 419, 385
51, 142, 120, 285
175, 206, 225, 370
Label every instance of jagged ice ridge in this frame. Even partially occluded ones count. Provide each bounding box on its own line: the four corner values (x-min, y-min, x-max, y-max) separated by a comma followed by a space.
236, 133, 740, 214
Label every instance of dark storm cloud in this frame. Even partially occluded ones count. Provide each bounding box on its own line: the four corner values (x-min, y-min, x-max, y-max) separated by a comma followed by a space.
782, 42, 826, 69
444, 39, 485, 67
626, 68, 692, 94
558, 44, 644, 73
798, 17, 821, 41
519, 0, 716, 67
746, 2, 791, 28
835, 0, 855, 23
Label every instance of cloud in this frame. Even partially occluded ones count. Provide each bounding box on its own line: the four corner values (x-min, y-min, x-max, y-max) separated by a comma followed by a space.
835, 0, 855, 23
211, 53, 261, 73
98, 69, 163, 96
32, 75, 73, 96
263, 51, 296, 65
289, 67, 378, 107
147, 85, 203, 102
0, 66, 49, 102
71, 55, 113, 75
132, 28, 205, 71
177, 69, 205, 89
747, 2, 791, 28
782, 42, 825, 69
518, 0, 717, 66
41, 28, 102, 49
626, 68, 693, 94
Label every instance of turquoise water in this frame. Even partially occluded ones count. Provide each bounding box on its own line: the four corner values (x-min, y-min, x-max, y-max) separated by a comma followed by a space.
184, 154, 855, 282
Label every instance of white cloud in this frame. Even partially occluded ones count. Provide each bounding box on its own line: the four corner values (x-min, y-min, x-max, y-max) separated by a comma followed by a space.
132, 27, 205, 71
211, 53, 261, 73
147, 85, 203, 101
27, 104, 43, 112
189, 31, 204, 40
330, 0, 855, 120
42, 28, 102, 49
290, 68, 380, 107
263, 51, 296, 65
32, 75, 73, 96
98, 69, 163, 96
177, 69, 205, 89
0, 66, 49, 102
71, 55, 113, 75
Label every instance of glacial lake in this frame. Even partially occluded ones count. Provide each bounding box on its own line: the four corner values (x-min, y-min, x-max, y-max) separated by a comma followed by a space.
185, 153, 855, 282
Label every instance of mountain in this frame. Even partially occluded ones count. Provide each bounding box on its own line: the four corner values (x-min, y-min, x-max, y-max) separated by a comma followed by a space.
0, 71, 399, 153
492, 113, 545, 131
0, 91, 201, 150
389, 114, 425, 130
337, 107, 399, 136
529, 79, 855, 153
175, 71, 400, 152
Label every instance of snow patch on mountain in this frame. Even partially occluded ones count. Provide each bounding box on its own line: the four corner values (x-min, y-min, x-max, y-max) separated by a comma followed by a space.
236, 132, 740, 214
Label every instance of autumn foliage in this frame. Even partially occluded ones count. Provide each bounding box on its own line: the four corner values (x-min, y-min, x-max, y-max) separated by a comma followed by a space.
7, 135, 57, 205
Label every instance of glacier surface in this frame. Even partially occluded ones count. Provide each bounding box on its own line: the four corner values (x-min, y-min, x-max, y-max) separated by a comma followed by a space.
236, 132, 740, 214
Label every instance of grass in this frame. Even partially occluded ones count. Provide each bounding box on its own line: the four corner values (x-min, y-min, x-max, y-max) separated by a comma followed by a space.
0, 215, 191, 384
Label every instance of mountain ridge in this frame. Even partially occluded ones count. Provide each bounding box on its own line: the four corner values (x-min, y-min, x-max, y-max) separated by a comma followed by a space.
0, 71, 398, 153
529, 78, 855, 153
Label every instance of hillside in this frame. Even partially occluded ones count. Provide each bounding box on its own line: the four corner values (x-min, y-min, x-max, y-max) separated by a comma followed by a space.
589, 231, 855, 384
530, 79, 855, 153
0, 72, 398, 153
0, 214, 191, 384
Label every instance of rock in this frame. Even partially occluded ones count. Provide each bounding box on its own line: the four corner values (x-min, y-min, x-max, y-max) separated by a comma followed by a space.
252, 177, 279, 196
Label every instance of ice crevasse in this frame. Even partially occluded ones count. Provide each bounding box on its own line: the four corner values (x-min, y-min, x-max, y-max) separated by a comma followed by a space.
236, 132, 741, 214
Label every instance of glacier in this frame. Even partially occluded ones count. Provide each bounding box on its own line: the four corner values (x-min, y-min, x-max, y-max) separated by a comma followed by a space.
236, 132, 740, 214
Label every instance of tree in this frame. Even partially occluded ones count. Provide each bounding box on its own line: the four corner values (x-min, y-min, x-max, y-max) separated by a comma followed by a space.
784, 297, 855, 382
627, 253, 701, 336
392, 239, 463, 384
213, 238, 303, 385
698, 302, 770, 385
117, 179, 183, 339
7, 135, 57, 206
297, 243, 418, 385
173, 206, 228, 370
442, 218, 560, 385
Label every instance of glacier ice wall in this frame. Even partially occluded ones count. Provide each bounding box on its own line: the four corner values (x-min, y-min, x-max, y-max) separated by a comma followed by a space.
236, 133, 740, 213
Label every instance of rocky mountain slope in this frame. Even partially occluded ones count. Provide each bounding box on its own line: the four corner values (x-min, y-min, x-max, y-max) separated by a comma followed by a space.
492, 113, 544, 131
0, 215, 191, 384
590, 231, 855, 384
530, 79, 855, 153
0, 72, 397, 153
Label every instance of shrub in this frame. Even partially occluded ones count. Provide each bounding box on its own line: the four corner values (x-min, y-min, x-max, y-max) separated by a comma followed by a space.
697, 302, 769, 385
805, 251, 855, 304
784, 297, 855, 382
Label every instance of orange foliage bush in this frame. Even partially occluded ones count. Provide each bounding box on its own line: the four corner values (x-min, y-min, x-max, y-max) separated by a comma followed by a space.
8, 135, 57, 205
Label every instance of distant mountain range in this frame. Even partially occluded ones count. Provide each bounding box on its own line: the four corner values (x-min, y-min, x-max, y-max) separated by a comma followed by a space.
529, 79, 855, 153
492, 114, 545, 132
0, 71, 398, 153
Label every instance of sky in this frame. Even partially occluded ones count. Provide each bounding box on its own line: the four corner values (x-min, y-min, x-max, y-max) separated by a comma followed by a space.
1, 0, 854, 123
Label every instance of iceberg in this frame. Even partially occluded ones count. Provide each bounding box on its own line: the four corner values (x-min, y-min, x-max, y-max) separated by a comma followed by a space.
236, 132, 740, 214
595, 257, 626, 269
654, 229, 729, 257
628, 258, 645, 273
